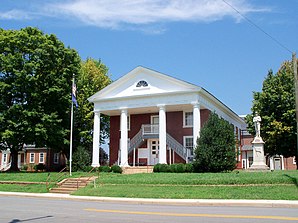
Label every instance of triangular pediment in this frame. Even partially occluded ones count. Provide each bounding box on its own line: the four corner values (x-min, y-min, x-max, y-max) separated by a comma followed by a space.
88, 66, 201, 102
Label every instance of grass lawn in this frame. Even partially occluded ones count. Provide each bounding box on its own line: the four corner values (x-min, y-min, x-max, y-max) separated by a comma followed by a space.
72, 170, 298, 200
1, 170, 297, 200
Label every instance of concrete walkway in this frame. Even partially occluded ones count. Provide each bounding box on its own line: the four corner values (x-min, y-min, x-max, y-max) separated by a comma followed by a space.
0, 191, 298, 208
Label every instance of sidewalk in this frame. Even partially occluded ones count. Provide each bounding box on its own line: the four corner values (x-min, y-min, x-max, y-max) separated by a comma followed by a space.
1, 191, 298, 208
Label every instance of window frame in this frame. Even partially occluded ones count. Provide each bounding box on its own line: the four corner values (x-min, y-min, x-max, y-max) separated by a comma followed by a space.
39, 152, 45, 163
183, 136, 194, 156
30, 153, 35, 163
53, 153, 59, 164
183, 111, 193, 127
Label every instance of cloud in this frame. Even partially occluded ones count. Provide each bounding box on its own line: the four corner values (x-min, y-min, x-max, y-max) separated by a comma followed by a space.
0, 9, 32, 20
47, 0, 269, 28
1, 0, 270, 32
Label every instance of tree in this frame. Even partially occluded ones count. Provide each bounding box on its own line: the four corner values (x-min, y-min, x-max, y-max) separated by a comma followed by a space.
246, 61, 296, 158
193, 112, 236, 172
73, 58, 111, 153
0, 27, 80, 171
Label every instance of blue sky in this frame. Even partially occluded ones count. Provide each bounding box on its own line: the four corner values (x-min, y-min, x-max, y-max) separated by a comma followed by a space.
1, 0, 297, 115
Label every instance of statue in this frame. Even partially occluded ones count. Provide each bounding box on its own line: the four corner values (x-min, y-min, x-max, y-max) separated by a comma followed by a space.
249, 112, 269, 170
253, 113, 261, 138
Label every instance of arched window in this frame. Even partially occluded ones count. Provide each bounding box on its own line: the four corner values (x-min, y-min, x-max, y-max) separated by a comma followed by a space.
136, 80, 148, 87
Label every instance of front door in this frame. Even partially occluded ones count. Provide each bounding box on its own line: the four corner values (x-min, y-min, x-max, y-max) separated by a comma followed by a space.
149, 140, 159, 165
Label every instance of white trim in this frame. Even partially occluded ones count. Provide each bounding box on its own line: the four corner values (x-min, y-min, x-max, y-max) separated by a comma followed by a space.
39, 152, 45, 163
183, 136, 194, 161
2, 153, 7, 164
183, 110, 193, 128
151, 115, 159, 124
30, 153, 35, 163
293, 156, 296, 165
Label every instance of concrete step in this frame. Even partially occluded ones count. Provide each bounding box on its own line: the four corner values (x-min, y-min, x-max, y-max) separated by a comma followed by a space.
50, 177, 97, 194
122, 166, 154, 174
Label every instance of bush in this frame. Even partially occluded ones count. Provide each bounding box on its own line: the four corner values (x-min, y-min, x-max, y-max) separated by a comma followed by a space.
21, 164, 28, 171
99, 165, 111, 172
111, 165, 122, 174
193, 112, 236, 173
153, 163, 161, 172
72, 146, 91, 172
33, 163, 46, 172
153, 163, 193, 173
185, 163, 194, 173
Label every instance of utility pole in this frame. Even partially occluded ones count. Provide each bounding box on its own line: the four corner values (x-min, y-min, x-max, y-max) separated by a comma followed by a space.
293, 52, 298, 169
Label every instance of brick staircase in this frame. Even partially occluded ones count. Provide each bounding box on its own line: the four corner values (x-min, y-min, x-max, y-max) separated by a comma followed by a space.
49, 177, 96, 194
122, 166, 154, 174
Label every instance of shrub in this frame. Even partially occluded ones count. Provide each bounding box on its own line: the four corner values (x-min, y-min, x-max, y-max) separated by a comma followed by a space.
193, 112, 236, 173
33, 163, 46, 172
175, 163, 186, 173
99, 165, 111, 172
83, 165, 93, 172
159, 164, 170, 172
21, 164, 28, 171
153, 163, 161, 172
185, 163, 194, 173
72, 146, 91, 172
111, 165, 122, 174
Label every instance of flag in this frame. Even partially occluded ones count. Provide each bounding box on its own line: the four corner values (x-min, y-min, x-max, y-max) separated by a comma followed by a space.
72, 82, 78, 108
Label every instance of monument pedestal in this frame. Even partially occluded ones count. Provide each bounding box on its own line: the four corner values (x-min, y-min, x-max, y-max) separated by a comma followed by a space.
249, 136, 269, 171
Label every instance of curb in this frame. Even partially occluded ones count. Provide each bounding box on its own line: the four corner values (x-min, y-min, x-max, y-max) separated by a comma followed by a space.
0, 191, 298, 208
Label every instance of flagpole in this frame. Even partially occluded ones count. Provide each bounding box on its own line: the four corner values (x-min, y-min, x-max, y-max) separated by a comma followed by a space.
69, 75, 75, 176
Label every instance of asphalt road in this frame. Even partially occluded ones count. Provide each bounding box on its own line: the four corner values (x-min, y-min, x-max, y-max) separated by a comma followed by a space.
1, 195, 298, 223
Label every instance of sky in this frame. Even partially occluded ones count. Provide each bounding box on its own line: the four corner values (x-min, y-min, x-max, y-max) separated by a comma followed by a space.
1, 0, 297, 115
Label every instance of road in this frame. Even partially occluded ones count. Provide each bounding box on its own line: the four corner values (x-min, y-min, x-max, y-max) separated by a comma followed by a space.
0, 196, 298, 223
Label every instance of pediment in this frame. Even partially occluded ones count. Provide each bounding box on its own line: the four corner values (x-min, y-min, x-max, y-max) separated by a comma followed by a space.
88, 66, 200, 102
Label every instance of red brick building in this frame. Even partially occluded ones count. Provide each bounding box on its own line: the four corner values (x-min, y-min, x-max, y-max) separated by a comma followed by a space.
88, 66, 245, 167
0, 145, 66, 171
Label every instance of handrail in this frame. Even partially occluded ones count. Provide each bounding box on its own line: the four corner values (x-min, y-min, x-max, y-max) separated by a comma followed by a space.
46, 166, 67, 191
77, 166, 98, 189
128, 128, 143, 154
166, 133, 188, 160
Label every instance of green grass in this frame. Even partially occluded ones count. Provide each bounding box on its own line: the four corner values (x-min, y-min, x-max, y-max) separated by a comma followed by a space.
0, 184, 47, 193
1, 170, 297, 199
0, 171, 88, 182
71, 170, 298, 200
96, 170, 298, 185
74, 184, 298, 200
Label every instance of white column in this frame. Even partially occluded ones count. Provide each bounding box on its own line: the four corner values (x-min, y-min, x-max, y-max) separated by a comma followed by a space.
92, 111, 100, 167
120, 109, 129, 167
158, 105, 167, 164
192, 102, 201, 148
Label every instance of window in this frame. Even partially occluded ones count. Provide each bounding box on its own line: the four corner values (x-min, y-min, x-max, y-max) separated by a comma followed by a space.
136, 80, 148, 87
294, 157, 297, 165
39, 152, 45, 163
53, 153, 59, 164
183, 111, 193, 127
3, 154, 7, 164
184, 136, 194, 156
30, 153, 35, 163
127, 115, 130, 130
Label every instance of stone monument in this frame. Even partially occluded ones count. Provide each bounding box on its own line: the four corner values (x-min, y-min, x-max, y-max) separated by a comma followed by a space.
249, 113, 269, 170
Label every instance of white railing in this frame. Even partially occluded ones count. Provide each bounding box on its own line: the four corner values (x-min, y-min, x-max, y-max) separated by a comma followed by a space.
0, 162, 11, 171
142, 124, 159, 135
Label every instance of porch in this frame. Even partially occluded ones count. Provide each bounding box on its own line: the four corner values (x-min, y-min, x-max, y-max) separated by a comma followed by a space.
127, 124, 190, 166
